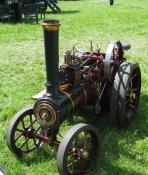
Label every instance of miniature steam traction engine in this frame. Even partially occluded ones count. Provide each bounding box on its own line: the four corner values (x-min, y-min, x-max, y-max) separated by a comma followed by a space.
6, 20, 141, 175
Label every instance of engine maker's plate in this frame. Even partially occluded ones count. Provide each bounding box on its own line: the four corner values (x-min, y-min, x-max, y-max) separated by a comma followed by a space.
34, 102, 57, 127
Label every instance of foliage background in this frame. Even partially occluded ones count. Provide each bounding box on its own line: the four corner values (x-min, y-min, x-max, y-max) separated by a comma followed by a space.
0, 0, 148, 174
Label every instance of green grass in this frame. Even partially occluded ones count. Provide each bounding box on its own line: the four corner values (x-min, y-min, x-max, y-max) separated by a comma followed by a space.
0, 0, 148, 174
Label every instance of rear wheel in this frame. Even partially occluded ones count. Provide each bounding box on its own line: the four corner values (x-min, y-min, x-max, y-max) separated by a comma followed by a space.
110, 62, 141, 127
57, 123, 100, 175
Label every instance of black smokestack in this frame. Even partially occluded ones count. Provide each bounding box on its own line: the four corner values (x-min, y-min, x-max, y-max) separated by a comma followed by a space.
42, 20, 60, 95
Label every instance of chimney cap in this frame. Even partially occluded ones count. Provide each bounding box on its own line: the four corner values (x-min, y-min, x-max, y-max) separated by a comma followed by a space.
42, 20, 60, 31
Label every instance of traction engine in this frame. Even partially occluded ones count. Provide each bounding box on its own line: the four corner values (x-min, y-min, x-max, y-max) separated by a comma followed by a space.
6, 20, 141, 175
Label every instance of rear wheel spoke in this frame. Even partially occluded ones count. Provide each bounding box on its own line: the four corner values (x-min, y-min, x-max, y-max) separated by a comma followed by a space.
84, 131, 89, 151
132, 88, 138, 92
126, 98, 130, 104
130, 80, 133, 89
131, 73, 137, 80
130, 103, 135, 109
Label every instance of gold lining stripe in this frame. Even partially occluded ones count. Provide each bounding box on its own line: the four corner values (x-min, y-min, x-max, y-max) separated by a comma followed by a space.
45, 105, 57, 125
83, 89, 87, 104
42, 23, 60, 31
44, 25, 60, 31
62, 91, 75, 109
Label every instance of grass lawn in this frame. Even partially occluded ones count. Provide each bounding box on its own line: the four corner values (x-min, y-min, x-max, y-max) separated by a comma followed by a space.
0, 0, 148, 174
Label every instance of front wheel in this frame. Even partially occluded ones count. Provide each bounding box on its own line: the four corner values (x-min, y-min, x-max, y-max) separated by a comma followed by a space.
57, 123, 100, 175
6, 107, 43, 158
